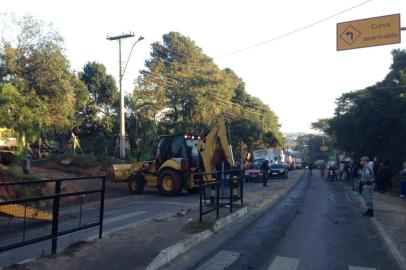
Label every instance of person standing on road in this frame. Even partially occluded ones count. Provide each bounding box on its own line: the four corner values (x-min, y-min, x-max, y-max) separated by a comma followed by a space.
342, 162, 350, 182
377, 161, 392, 193
399, 162, 406, 198
320, 162, 325, 177
308, 163, 313, 177
373, 157, 380, 191
339, 161, 344, 182
360, 156, 374, 217
261, 159, 269, 187
350, 161, 360, 191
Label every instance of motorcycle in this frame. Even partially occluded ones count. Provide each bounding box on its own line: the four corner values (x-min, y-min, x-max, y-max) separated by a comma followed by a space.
327, 168, 337, 181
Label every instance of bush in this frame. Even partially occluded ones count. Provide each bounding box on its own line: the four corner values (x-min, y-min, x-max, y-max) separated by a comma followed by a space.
8, 166, 42, 181
182, 219, 215, 234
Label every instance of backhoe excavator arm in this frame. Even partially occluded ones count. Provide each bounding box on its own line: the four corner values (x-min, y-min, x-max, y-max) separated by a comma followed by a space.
196, 116, 235, 174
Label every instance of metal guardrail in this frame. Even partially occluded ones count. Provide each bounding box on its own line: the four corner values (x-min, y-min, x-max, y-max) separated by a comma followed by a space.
198, 169, 244, 223
0, 176, 105, 254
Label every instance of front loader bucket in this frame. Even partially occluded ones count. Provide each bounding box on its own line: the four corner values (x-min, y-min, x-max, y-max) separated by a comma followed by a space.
111, 164, 134, 182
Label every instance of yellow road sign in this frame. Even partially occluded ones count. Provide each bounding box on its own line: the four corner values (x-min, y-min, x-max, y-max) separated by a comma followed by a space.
320, 146, 329, 152
337, 14, 401, 51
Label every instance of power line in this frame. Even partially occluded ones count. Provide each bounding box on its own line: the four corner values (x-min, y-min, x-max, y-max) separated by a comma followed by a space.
140, 0, 372, 61
141, 45, 275, 112
139, 73, 271, 114
130, 0, 373, 119
135, 73, 270, 117
215, 0, 373, 58
210, 95, 268, 117
139, 70, 273, 114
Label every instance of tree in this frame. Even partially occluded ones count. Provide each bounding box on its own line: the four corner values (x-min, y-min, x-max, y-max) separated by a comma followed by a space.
0, 14, 79, 145
130, 32, 285, 157
311, 118, 330, 133
76, 61, 118, 136
319, 49, 406, 167
0, 83, 47, 145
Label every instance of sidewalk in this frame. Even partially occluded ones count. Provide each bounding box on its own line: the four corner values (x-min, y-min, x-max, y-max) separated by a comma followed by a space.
3, 171, 303, 270
348, 184, 406, 269
374, 192, 406, 263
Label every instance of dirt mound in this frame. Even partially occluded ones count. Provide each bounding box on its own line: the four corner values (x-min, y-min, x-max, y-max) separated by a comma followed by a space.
40, 160, 107, 177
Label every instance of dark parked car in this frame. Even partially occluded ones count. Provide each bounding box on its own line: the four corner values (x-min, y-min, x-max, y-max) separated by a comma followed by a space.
244, 164, 263, 181
270, 164, 288, 179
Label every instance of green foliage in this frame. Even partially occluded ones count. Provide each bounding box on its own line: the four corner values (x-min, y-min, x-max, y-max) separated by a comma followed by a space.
76, 62, 118, 136
182, 218, 215, 234
129, 32, 284, 155
1, 14, 284, 161
0, 14, 79, 145
319, 49, 406, 168
8, 166, 42, 182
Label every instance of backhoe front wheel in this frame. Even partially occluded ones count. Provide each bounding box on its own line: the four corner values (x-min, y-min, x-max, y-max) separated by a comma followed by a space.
158, 170, 183, 196
128, 173, 145, 194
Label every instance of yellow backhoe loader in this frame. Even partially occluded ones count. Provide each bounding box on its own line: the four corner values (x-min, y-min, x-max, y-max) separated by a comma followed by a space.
112, 116, 235, 196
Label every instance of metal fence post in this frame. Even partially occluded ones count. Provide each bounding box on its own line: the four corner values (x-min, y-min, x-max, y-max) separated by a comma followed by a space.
51, 180, 61, 254
99, 177, 106, 239
79, 195, 84, 227
229, 176, 233, 213
199, 175, 203, 223
22, 202, 27, 242
216, 181, 220, 219
240, 169, 244, 206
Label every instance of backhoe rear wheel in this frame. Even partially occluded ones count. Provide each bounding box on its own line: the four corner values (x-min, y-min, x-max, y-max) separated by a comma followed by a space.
128, 173, 145, 194
158, 170, 183, 196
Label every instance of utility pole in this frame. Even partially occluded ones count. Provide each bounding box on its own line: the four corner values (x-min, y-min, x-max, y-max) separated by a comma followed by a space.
240, 140, 244, 169
107, 33, 135, 160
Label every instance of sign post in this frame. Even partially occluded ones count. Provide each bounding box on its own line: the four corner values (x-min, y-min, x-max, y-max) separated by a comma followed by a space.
337, 14, 401, 51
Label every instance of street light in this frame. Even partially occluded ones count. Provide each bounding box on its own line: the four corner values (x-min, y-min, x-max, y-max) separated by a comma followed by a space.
122, 36, 144, 78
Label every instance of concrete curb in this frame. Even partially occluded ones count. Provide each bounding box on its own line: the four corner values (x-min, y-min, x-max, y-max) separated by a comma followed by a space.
348, 190, 406, 270
213, 207, 248, 233
372, 217, 406, 270
145, 207, 248, 270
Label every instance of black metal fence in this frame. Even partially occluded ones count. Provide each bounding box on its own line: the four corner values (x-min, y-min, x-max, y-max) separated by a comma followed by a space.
198, 169, 244, 222
0, 176, 105, 254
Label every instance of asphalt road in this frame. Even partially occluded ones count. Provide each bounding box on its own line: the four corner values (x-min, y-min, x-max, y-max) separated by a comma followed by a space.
194, 173, 400, 270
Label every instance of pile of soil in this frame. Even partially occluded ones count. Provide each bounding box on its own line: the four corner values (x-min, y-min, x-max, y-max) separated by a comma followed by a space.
39, 160, 108, 177
1, 158, 131, 201
0, 164, 84, 203
34, 160, 130, 199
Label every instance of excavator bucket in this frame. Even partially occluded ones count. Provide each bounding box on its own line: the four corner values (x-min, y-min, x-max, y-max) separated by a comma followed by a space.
0, 203, 52, 221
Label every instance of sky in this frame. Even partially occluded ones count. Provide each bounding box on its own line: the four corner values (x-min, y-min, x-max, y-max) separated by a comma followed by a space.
3, 0, 406, 133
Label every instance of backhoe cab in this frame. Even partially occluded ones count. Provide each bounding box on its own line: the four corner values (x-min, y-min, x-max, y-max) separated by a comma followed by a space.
112, 116, 235, 196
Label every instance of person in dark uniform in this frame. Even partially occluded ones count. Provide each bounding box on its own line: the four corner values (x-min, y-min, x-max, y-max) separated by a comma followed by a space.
308, 163, 313, 177
377, 161, 392, 193
261, 159, 270, 187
